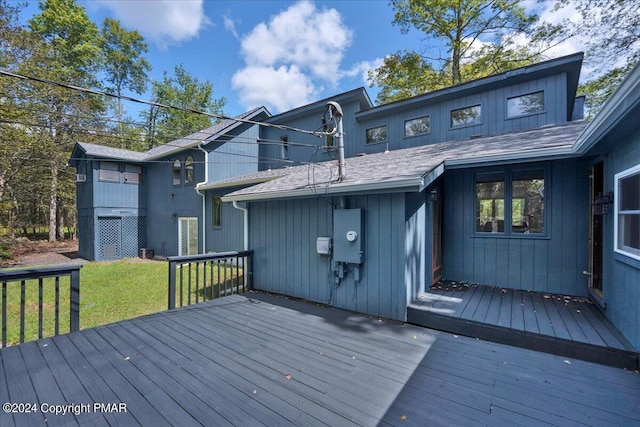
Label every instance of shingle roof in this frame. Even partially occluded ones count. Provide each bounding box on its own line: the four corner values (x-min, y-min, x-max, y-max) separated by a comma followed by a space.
72, 107, 268, 163
222, 120, 589, 201
145, 107, 266, 159
74, 142, 148, 162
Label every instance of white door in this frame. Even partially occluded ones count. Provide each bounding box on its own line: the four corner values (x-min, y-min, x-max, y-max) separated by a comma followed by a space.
178, 217, 198, 256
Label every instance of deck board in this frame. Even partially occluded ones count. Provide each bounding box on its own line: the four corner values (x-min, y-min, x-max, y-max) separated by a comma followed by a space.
2, 291, 640, 426
409, 281, 639, 369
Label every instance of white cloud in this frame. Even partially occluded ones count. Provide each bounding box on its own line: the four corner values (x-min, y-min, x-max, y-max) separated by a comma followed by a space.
232, 65, 316, 113
96, 0, 209, 48
232, 0, 353, 112
343, 58, 385, 86
223, 14, 239, 40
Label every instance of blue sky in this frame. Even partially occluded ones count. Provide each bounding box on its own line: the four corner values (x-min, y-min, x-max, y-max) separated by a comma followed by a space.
19, 0, 590, 117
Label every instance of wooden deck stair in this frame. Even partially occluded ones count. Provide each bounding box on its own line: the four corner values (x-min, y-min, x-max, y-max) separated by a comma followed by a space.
408, 281, 639, 370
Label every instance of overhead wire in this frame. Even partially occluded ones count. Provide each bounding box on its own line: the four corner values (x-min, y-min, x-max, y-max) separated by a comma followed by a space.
0, 69, 334, 138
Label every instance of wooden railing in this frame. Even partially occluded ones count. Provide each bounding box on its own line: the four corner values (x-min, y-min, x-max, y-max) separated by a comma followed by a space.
0, 265, 81, 348
167, 251, 253, 310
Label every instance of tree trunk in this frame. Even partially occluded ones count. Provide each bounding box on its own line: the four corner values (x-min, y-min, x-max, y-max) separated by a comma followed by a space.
49, 163, 58, 243
57, 201, 65, 241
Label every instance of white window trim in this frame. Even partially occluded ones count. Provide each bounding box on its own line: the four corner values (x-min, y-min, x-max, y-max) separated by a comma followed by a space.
614, 163, 640, 261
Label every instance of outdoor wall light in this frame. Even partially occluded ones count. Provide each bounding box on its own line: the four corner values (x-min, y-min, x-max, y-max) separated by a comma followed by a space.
171, 213, 177, 220
429, 188, 439, 202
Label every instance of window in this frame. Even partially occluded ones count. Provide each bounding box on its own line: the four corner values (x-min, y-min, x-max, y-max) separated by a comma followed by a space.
405, 116, 431, 137
507, 91, 544, 118
212, 197, 222, 228
185, 156, 194, 184
123, 164, 141, 184
280, 136, 289, 160
476, 168, 545, 235
99, 161, 120, 182
366, 125, 387, 144
172, 160, 182, 186
451, 105, 482, 128
615, 164, 640, 260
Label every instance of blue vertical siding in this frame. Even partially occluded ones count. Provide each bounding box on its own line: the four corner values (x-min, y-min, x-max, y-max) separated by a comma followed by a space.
249, 193, 407, 321
208, 124, 261, 182
443, 158, 590, 296
355, 74, 569, 156
145, 151, 204, 257
601, 128, 640, 350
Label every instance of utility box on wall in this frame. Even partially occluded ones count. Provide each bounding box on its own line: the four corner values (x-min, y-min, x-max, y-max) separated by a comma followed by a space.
333, 209, 364, 264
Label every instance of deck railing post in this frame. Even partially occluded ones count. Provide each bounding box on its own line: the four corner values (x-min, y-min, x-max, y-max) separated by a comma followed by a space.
69, 268, 80, 333
248, 252, 253, 291
168, 260, 177, 310
166, 251, 253, 308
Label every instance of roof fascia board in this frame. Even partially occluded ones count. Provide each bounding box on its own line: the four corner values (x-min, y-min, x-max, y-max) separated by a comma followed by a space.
444, 146, 578, 169
265, 88, 372, 123
221, 176, 424, 202
573, 61, 640, 154
197, 176, 282, 191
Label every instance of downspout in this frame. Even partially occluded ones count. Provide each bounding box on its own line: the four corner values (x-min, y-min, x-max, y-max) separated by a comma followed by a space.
196, 142, 208, 253
232, 201, 249, 251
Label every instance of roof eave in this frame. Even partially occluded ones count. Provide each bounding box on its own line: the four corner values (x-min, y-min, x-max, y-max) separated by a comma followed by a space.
197, 176, 282, 191
444, 146, 578, 169
221, 176, 426, 202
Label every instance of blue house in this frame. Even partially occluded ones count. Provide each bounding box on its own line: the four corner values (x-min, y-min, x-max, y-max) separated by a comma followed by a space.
70, 52, 640, 351
69, 106, 269, 260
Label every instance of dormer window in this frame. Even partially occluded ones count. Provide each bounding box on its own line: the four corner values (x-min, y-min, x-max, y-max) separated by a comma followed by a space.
172, 159, 182, 186
507, 91, 544, 118
451, 105, 482, 128
185, 156, 194, 184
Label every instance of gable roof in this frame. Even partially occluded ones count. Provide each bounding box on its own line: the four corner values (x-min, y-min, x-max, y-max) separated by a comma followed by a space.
221, 120, 588, 202
69, 107, 271, 165
69, 142, 148, 166
145, 106, 269, 160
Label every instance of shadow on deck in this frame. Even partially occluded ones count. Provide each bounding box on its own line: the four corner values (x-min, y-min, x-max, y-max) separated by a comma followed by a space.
408, 281, 639, 370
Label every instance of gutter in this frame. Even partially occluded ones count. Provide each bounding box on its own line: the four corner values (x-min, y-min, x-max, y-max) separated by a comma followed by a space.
196, 142, 208, 253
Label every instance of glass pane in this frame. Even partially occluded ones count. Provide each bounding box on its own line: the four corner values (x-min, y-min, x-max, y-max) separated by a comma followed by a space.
404, 116, 430, 137
620, 214, 640, 251
188, 219, 198, 255
213, 197, 222, 228
507, 92, 544, 117
619, 173, 640, 211
185, 157, 194, 184
366, 125, 387, 143
476, 181, 505, 232
173, 160, 181, 186
512, 170, 545, 233
451, 105, 481, 128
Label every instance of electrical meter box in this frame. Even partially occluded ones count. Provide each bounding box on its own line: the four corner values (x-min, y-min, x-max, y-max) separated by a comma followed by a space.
333, 209, 364, 264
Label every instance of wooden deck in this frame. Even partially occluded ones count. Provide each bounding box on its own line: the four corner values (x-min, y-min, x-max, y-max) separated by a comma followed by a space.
2, 291, 640, 426
408, 281, 639, 370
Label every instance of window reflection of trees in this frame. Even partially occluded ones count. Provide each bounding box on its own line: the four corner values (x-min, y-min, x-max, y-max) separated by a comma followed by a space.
507, 92, 544, 118
451, 105, 481, 128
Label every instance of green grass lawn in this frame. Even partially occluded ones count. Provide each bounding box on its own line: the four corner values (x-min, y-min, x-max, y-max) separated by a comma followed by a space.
1, 258, 246, 346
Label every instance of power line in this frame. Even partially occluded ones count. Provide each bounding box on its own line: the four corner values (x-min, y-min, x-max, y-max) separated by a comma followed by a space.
0, 69, 332, 138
